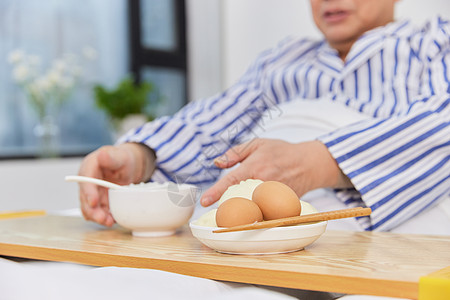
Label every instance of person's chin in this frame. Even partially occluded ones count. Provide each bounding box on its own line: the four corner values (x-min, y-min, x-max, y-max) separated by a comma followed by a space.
324, 27, 359, 45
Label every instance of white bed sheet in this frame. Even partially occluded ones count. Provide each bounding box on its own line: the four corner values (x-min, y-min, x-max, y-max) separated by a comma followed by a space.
0, 258, 298, 300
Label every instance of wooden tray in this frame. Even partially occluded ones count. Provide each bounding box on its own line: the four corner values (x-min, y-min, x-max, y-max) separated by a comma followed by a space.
1, 215, 449, 299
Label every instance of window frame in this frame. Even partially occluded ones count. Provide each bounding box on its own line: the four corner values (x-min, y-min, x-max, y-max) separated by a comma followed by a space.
128, 0, 188, 95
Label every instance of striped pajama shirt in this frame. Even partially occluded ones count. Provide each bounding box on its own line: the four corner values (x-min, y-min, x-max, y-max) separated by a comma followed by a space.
121, 16, 450, 231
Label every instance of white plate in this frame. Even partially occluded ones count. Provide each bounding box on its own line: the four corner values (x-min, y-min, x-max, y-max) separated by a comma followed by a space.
189, 221, 327, 255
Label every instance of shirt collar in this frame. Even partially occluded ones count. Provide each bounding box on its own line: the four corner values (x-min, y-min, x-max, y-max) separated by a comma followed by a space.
316, 19, 414, 74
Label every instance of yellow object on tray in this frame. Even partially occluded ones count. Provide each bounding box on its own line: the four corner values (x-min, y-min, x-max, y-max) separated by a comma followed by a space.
0, 210, 46, 220
419, 266, 450, 300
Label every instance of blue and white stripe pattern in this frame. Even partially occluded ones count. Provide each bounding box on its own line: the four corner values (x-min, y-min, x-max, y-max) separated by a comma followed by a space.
121, 16, 450, 231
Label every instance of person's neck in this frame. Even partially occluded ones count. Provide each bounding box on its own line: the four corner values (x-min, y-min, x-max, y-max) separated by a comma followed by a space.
330, 40, 354, 61
331, 19, 396, 61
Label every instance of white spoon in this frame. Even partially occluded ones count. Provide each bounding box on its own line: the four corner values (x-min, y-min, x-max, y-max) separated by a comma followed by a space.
65, 175, 125, 190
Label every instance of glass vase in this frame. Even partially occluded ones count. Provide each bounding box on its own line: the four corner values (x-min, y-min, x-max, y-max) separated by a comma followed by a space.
33, 115, 60, 158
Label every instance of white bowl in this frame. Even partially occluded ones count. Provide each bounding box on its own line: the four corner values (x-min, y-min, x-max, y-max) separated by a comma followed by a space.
189, 221, 327, 255
109, 182, 197, 237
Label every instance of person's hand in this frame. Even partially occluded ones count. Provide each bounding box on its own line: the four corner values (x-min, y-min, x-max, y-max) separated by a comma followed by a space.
200, 139, 352, 207
78, 142, 156, 226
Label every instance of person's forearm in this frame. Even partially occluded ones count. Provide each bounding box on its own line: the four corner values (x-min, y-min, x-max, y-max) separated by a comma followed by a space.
119, 142, 156, 183
304, 141, 354, 191
318, 93, 450, 231
336, 170, 353, 188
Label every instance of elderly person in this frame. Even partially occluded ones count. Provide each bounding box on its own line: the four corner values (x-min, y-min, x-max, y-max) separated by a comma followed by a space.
78, 0, 450, 234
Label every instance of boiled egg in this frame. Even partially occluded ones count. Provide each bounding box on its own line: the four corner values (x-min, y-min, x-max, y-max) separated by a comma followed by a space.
252, 181, 301, 220
217, 179, 263, 205
216, 197, 263, 227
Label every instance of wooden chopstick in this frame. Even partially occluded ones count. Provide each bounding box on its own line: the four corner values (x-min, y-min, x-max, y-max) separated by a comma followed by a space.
213, 207, 371, 233
0, 210, 46, 220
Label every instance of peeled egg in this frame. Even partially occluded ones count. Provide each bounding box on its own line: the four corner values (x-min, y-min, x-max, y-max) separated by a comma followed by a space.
195, 209, 218, 227
300, 200, 318, 215
216, 197, 263, 227
217, 179, 264, 205
252, 181, 301, 220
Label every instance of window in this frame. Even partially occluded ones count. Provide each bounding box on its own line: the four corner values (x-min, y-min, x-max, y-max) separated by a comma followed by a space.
0, 0, 130, 158
128, 0, 188, 117
0, 0, 187, 159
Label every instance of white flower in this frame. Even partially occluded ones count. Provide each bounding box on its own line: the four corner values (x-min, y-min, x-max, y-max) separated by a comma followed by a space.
28, 81, 46, 103
13, 64, 31, 83
47, 69, 62, 85
52, 59, 67, 73
28, 55, 41, 67
59, 76, 74, 89
70, 65, 82, 77
82, 46, 97, 61
63, 53, 77, 65
35, 77, 52, 93
8, 49, 25, 64
8, 47, 97, 117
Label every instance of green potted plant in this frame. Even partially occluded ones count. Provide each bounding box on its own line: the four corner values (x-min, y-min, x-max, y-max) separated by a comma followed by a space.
94, 76, 159, 137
